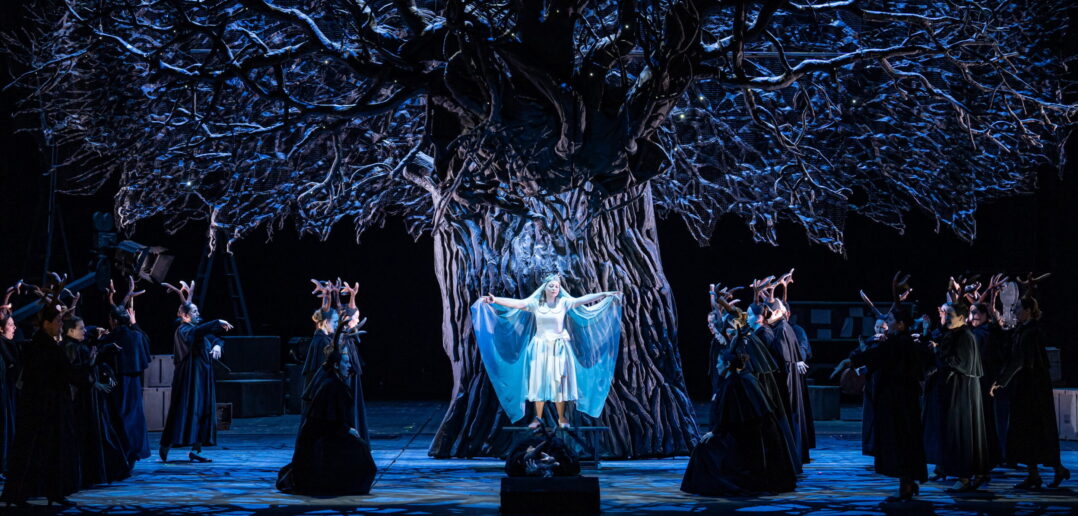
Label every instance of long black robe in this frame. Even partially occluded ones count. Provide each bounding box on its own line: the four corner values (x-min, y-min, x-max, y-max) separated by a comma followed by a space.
971, 323, 1002, 468
738, 327, 801, 474
277, 332, 376, 495
849, 332, 928, 481
708, 333, 727, 398
160, 319, 225, 448
63, 337, 132, 486
986, 325, 1014, 463
768, 319, 816, 462
681, 369, 797, 496
0, 336, 19, 474
101, 324, 152, 461
995, 320, 1060, 467
300, 329, 333, 420
0, 330, 84, 502
340, 331, 368, 441
922, 326, 990, 478
858, 361, 875, 458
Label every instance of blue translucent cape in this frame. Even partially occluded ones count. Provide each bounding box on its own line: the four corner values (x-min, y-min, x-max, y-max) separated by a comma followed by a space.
471, 290, 623, 423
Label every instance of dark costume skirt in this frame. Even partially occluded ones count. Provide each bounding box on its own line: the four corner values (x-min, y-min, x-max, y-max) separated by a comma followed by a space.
277, 367, 376, 495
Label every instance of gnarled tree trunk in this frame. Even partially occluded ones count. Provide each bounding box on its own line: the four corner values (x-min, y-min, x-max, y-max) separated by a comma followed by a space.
428, 185, 699, 459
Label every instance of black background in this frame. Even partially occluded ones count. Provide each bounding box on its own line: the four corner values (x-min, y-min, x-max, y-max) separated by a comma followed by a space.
1, 4, 1075, 401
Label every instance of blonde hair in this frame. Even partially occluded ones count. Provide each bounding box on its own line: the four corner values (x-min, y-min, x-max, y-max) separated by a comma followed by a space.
312, 309, 339, 333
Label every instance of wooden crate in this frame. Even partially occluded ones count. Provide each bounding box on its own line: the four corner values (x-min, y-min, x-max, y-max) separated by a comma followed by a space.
1054, 388, 1078, 441
143, 386, 171, 431
143, 354, 175, 388
216, 403, 233, 431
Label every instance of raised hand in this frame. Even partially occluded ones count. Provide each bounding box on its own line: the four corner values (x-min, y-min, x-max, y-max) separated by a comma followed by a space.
219, 320, 234, 332
481, 293, 495, 304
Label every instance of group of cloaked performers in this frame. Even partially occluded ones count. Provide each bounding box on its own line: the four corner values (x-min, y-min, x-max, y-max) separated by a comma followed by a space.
686, 270, 1070, 500
0, 275, 153, 507
0, 267, 1070, 505
0, 273, 377, 506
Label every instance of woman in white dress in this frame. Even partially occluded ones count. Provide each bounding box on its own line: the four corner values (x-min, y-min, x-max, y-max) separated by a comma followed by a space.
474, 274, 622, 429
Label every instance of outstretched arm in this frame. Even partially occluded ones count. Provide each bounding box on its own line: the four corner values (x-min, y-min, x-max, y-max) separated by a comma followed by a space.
570, 291, 621, 308
479, 294, 530, 310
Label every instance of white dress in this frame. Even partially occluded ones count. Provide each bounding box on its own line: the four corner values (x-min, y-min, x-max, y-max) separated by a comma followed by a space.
524, 297, 579, 403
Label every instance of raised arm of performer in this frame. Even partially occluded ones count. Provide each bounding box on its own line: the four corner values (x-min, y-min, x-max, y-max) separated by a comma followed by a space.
479, 293, 529, 309
569, 290, 621, 308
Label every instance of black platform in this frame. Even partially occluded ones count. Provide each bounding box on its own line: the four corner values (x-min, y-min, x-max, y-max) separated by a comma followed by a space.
500, 476, 600, 515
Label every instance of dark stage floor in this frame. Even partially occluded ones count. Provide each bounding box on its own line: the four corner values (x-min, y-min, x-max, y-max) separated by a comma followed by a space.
13, 402, 1078, 515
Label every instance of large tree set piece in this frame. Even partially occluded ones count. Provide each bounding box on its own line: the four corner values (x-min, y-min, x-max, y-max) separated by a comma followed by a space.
3, 0, 1071, 457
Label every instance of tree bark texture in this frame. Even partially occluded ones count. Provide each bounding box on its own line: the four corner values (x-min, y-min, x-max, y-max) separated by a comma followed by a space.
428, 186, 699, 459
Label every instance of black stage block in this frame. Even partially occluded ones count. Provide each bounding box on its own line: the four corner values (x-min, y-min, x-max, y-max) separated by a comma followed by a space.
500, 476, 600, 515
284, 363, 304, 414
215, 378, 284, 418
810, 385, 841, 420
144, 354, 175, 387
220, 336, 282, 373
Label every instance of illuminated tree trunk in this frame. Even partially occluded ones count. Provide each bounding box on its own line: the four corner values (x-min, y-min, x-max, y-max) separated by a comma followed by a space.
428, 185, 699, 458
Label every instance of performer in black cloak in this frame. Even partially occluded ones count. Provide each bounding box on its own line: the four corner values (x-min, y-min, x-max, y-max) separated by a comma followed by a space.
789, 313, 812, 362
681, 348, 797, 496
849, 309, 930, 501
705, 311, 727, 397
339, 281, 369, 441
159, 281, 233, 462
302, 280, 339, 421
766, 299, 815, 463
0, 300, 19, 477
990, 297, 1070, 489
856, 318, 890, 458
1, 300, 84, 507
101, 279, 152, 462
987, 278, 1021, 466
712, 285, 801, 474
969, 302, 1002, 470
277, 309, 377, 495
921, 301, 990, 492
62, 316, 132, 486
